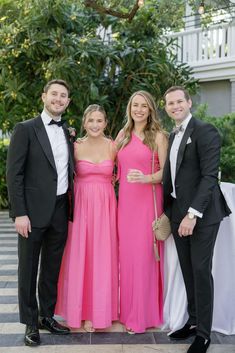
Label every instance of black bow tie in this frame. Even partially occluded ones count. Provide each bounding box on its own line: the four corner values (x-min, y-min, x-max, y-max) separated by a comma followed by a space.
48, 119, 65, 127
172, 125, 184, 135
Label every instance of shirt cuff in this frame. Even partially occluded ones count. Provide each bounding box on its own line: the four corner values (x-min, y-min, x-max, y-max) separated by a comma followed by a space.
188, 207, 203, 218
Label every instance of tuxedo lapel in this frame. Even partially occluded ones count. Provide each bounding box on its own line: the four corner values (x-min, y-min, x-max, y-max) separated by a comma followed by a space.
33, 116, 56, 170
163, 132, 175, 189
62, 123, 74, 174
62, 124, 73, 157
169, 131, 175, 148
176, 119, 194, 175
165, 132, 175, 174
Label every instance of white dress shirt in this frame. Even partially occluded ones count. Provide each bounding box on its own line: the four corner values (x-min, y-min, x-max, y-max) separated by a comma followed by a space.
169, 113, 202, 218
41, 110, 69, 196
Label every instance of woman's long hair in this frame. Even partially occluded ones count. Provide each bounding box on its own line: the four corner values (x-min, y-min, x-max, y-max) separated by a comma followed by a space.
117, 91, 163, 151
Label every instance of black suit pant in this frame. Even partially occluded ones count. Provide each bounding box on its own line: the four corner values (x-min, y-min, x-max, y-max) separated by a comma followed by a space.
18, 194, 68, 325
172, 221, 220, 339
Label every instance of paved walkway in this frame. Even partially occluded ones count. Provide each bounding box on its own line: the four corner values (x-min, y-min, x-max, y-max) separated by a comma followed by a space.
0, 211, 234, 353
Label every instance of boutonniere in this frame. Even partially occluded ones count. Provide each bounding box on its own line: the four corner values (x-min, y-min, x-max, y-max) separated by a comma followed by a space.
67, 127, 77, 142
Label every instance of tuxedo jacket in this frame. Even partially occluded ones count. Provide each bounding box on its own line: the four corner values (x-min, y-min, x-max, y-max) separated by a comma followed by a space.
163, 117, 231, 226
6, 115, 74, 228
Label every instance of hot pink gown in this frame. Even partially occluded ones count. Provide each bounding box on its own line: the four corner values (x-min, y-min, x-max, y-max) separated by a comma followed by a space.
55, 159, 118, 328
117, 133, 164, 333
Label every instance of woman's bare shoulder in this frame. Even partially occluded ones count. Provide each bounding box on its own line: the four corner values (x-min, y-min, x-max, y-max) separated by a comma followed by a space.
74, 137, 87, 151
155, 130, 168, 144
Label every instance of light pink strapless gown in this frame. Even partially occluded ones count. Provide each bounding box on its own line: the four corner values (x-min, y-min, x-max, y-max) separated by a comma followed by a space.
117, 133, 164, 333
55, 160, 118, 328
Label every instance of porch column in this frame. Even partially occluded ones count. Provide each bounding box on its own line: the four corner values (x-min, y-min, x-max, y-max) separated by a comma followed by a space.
231, 79, 235, 113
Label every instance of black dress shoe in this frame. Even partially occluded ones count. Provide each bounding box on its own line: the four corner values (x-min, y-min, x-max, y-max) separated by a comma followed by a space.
24, 325, 40, 346
187, 335, 211, 353
169, 323, 196, 340
39, 317, 70, 335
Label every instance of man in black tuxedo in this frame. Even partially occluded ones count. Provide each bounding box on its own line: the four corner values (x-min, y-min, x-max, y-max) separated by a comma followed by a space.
162, 86, 231, 353
6, 79, 74, 346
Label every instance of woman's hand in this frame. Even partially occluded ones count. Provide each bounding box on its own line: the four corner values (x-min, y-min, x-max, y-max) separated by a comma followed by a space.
127, 169, 148, 183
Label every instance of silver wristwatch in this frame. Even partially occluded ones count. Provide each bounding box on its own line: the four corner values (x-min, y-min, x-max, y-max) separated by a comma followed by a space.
188, 212, 196, 220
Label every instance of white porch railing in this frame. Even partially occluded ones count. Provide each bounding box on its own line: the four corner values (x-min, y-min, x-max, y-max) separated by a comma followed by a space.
166, 21, 235, 65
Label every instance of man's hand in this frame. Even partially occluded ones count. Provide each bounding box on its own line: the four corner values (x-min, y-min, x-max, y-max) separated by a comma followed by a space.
15, 216, 31, 238
178, 215, 197, 237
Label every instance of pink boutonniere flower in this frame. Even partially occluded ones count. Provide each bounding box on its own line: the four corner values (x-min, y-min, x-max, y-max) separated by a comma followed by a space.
67, 127, 76, 142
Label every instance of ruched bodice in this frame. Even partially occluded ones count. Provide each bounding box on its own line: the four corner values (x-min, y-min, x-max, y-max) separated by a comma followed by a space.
75, 160, 114, 184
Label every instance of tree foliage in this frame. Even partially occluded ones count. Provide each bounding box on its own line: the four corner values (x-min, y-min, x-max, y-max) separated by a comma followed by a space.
0, 0, 198, 137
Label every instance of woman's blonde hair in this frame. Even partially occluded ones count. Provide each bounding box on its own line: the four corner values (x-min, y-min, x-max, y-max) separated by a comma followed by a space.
117, 91, 162, 151
80, 104, 107, 136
